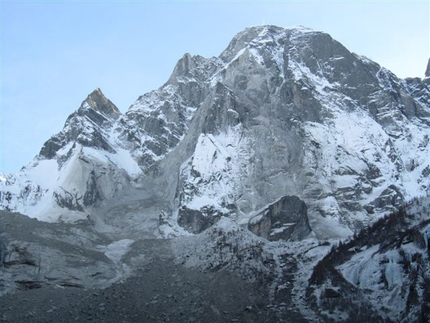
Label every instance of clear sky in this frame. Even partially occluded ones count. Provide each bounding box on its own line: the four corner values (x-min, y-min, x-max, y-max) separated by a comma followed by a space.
1, 0, 429, 173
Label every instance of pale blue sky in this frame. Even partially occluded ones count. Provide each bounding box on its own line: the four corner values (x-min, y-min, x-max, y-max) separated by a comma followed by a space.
1, 0, 429, 173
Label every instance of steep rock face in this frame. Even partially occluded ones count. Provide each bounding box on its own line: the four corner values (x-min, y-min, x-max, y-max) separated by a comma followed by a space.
248, 196, 311, 241
1, 25, 429, 239
173, 129, 249, 234
117, 54, 223, 170
170, 26, 430, 237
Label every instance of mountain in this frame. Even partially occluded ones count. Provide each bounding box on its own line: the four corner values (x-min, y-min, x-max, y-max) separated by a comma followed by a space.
1, 25, 429, 322
1, 25, 429, 238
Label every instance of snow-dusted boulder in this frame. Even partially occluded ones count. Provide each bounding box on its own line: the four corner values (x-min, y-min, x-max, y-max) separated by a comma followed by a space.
248, 196, 311, 241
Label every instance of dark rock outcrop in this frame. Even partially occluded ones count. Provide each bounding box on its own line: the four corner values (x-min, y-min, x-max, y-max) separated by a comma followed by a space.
177, 206, 222, 234
248, 196, 311, 241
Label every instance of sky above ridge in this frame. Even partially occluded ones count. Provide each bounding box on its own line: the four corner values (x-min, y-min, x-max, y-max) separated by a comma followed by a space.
1, 0, 429, 173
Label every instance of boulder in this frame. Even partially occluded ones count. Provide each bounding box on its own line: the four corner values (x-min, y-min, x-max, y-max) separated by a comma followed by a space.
248, 196, 311, 241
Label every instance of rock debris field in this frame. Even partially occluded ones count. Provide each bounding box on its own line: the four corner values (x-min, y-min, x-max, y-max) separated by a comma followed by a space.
1, 237, 302, 323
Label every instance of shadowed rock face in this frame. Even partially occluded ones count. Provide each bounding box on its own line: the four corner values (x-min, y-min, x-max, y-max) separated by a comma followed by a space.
177, 206, 221, 234
248, 196, 311, 241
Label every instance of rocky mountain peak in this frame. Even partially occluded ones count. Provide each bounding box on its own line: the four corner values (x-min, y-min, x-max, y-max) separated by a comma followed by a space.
80, 88, 120, 118
168, 53, 201, 81
219, 25, 285, 63
167, 53, 223, 86
425, 58, 430, 78
38, 88, 122, 159
218, 25, 323, 64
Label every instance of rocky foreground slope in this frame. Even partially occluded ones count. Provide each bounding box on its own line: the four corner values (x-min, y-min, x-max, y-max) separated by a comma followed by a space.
1, 25, 430, 322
